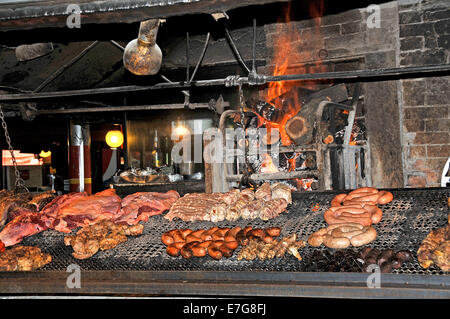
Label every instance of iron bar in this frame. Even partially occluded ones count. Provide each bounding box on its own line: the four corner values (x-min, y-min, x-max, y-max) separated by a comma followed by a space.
189, 32, 210, 83
1, 64, 449, 102
226, 170, 318, 181
110, 40, 125, 51
252, 18, 257, 73
186, 32, 190, 83
33, 41, 99, 93
224, 27, 251, 74
37, 102, 228, 115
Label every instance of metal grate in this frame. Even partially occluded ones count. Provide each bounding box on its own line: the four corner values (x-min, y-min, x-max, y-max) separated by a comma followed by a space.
22, 188, 450, 275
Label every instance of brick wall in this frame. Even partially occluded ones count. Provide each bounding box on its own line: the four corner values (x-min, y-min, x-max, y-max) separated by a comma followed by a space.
398, 0, 450, 187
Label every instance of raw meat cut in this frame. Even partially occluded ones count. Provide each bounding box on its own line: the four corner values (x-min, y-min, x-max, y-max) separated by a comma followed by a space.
0, 212, 48, 247
0, 188, 180, 246
115, 190, 180, 225
43, 188, 122, 233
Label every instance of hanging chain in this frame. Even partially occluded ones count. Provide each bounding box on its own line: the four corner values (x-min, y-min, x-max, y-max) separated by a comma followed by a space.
0, 103, 28, 193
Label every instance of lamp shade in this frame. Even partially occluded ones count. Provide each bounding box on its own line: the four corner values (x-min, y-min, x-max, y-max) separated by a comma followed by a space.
105, 130, 124, 149
39, 150, 52, 158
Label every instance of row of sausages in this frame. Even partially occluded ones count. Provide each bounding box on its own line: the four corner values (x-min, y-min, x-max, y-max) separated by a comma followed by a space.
308, 222, 377, 248
325, 187, 393, 226
161, 226, 281, 260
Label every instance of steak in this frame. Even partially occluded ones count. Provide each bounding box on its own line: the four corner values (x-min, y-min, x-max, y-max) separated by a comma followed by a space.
115, 190, 180, 225
0, 212, 48, 247
43, 188, 122, 233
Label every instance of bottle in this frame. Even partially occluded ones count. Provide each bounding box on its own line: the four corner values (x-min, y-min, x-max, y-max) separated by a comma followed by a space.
151, 129, 163, 168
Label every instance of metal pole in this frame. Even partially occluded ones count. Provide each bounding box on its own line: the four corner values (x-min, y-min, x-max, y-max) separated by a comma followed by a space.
1, 64, 449, 102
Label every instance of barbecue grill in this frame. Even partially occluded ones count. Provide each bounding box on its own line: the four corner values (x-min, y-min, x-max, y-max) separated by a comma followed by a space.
0, 187, 448, 298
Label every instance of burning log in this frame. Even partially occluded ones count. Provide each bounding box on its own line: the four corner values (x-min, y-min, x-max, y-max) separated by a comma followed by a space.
247, 100, 284, 123
285, 84, 349, 145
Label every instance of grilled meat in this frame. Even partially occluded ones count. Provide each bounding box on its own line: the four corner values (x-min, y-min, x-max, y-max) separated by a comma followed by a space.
0, 189, 176, 247
64, 220, 144, 259
164, 183, 290, 223
0, 245, 51, 271
417, 224, 450, 272
114, 190, 179, 225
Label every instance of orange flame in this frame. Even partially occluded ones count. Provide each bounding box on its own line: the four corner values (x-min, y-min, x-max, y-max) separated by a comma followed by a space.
259, 1, 327, 148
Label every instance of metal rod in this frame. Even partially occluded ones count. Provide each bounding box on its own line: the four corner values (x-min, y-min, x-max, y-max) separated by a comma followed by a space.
189, 32, 210, 83
226, 170, 318, 181
224, 27, 251, 74
33, 41, 99, 93
186, 32, 190, 83
252, 18, 257, 73
110, 40, 125, 51
37, 102, 227, 115
1, 64, 449, 102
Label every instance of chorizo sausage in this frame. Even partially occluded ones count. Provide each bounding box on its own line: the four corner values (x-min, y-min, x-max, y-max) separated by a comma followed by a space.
265, 227, 281, 237
331, 193, 347, 207
207, 246, 223, 260
190, 229, 206, 238
348, 187, 379, 195
196, 240, 213, 248
190, 244, 207, 257
347, 193, 380, 203
377, 191, 393, 205
224, 240, 238, 250
161, 233, 174, 245
185, 234, 202, 244
364, 204, 383, 224
224, 227, 242, 240
219, 245, 233, 258
172, 231, 186, 243
180, 229, 193, 239
166, 242, 185, 257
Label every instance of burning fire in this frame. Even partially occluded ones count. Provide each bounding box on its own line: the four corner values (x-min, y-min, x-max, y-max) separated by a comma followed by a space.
257, 1, 327, 147
256, 1, 326, 190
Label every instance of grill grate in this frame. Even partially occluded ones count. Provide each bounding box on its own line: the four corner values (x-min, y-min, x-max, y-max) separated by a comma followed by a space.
22, 188, 450, 275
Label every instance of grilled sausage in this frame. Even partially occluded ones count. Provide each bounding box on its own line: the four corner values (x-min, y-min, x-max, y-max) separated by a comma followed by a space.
364, 205, 383, 224
322, 234, 351, 249
161, 233, 175, 245
265, 227, 281, 237
331, 193, 347, 207
166, 242, 185, 257
350, 226, 377, 247
348, 187, 379, 195
377, 191, 393, 205
172, 231, 185, 243
185, 234, 202, 244
190, 244, 207, 257
208, 246, 223, 260
224, 240, 239, 250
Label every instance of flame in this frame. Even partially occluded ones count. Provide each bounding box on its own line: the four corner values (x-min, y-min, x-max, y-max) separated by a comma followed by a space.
256, 1, 327, 191
258, 1, 327, 149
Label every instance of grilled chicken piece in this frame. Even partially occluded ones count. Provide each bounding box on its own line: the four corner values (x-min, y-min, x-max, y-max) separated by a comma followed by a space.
417, 224, 450, 271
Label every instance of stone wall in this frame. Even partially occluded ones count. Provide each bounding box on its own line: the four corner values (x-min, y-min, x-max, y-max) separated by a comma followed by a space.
398, 0, 449, 187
